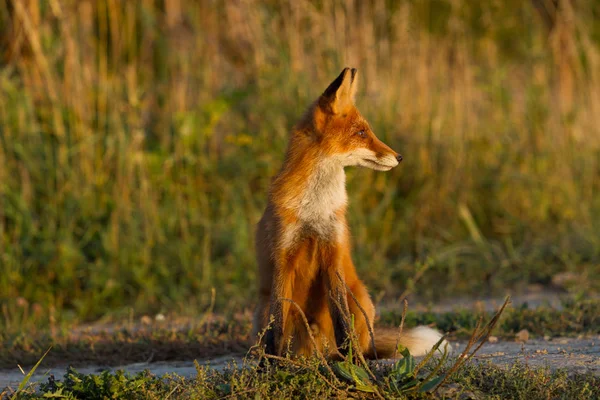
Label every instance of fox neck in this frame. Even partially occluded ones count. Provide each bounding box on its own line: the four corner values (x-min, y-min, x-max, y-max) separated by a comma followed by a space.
298, 156, 348, 222
274, 143, 348, 240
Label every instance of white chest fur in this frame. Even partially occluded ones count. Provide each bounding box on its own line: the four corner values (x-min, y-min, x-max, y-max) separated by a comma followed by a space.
296, 159, 347, 237
278, 159, 348, 251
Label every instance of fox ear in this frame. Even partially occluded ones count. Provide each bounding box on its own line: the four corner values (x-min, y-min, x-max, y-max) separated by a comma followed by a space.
349, 68, 358, 101
320, 67, 357, 114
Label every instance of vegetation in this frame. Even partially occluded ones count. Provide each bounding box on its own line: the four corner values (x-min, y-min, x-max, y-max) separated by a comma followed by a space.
2, 3, 600, 398
1, 0, 600, 327
6, 356, 600, 399
2, 298, 598, 370
381, 297, 600, 339
1, 2, 600, 397
3, 298, 600, 398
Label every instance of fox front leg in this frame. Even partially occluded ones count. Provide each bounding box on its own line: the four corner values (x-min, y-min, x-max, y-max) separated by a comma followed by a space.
322, 248, 351, 354
265, 267, 294, 356
328, 280, 351, 354
264, 300, 282, 356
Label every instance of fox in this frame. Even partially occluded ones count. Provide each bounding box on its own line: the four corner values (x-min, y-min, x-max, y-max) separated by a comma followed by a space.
254, 67, 446, 359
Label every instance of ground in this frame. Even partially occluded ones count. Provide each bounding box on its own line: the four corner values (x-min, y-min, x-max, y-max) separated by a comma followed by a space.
2, 294, 599, 398
1, 336, 599, 389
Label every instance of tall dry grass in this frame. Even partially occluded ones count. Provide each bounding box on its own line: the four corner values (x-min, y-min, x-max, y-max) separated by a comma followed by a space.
1, 0, 599, 327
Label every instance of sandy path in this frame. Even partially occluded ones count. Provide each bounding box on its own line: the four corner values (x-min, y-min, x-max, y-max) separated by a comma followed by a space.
464, 336, 599, 375
0, 354, 243, 391
2, 336, 598, 391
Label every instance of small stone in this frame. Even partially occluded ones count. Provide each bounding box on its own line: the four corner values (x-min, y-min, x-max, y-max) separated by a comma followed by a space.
544, 335, 551, 341
516, 329, 529, 342
488, 336, 499, 343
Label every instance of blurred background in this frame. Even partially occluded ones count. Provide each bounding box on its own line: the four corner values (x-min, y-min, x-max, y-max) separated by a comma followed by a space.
1, 0, 599, 329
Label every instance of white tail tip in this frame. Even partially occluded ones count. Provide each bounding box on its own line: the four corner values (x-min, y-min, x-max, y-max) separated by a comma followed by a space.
403, 326, 451, 357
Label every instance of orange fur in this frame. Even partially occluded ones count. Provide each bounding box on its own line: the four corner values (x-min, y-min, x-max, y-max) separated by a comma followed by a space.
254, 68, 443, 359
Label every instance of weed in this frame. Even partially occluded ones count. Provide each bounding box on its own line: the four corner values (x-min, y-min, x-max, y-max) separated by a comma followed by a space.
380, 298, 600, 339
1, 1, 600, 329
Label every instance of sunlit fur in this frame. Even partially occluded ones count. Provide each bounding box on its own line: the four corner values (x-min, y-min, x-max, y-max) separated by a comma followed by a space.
254, 68, 447, 358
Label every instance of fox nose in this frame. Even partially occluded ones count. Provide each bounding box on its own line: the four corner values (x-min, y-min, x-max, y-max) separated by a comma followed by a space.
396, 154, 403, 162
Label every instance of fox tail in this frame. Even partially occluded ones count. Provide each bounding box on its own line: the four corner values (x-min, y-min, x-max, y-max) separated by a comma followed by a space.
368, 326, 450, 359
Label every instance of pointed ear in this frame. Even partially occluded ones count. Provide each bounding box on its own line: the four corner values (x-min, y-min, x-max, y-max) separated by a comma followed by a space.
319, 67, 357, 114
349, 68, 358, 102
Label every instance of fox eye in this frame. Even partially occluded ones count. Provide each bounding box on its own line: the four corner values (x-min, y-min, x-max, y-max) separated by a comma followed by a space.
357, 130, 366, 138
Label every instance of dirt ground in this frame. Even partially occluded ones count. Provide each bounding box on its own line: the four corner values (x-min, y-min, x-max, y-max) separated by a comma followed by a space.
2, 336, 598, 390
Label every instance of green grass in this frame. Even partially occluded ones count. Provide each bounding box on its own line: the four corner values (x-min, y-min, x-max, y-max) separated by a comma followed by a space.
2, 2, 599, 397
0, 314, 251, 370
451, 363, 600, 400
380, 298, 600, 339
2, 299, 598, 370
1, 0, 600, 336
6, 358, 600, 399
3, 299, 599, 398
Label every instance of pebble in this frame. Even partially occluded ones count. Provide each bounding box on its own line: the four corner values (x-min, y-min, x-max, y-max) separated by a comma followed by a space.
516, 329, 529, 342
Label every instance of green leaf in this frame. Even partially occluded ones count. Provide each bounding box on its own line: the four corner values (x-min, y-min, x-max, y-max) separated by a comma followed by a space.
217, 383, 231, 395
350, 365, 375, 393
398, 379, 419, 392
16, 346, 52, 394
419, 375, 445, 392
399, 347, 411, 359
333, 361, 373, 392
354, 382, 377, 393
393, 350, 415, 377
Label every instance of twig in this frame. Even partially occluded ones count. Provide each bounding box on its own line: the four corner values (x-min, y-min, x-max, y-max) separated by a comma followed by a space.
246, 317, 273, 368
330, 283, 382, 399
264, 353, 305, 367
280, 298, 338, 382
335, 270, 378, 360
393, 298, 409, 358
164, 383, 181, 400
396, 262, 431, 301
197, 287, 216, 328
414, 334, 447, 375
222, 388, 258, 399
432, 296, 511, 392
464, 296, 511, 363
430, 322, 480, 392
414, 340, 450, 392
263, 354, 344, 395
329, 292, 378, 384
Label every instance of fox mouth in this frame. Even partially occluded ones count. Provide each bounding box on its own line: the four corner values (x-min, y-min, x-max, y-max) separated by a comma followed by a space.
360, 158, 395, 171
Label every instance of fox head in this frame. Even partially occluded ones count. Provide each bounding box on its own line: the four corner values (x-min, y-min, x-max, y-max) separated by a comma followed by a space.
309, 67, 402, 171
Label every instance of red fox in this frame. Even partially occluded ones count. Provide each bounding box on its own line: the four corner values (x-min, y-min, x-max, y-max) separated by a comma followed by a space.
254, 68, 445, 359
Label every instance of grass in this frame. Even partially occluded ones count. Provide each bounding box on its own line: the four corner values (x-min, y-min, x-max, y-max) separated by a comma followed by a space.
0, 313, 251, 370
1, 298, 598, 370
1, 2, 600, 397
3, 298, 599, 398
5, 356, 600, 399
380, 297, 600, 339
0, 1, 599, 331
451, 363, 600, 400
